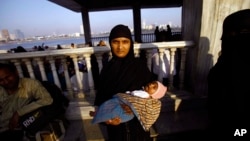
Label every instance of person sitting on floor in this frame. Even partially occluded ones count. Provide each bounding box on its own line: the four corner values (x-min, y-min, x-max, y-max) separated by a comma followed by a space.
0, 63, 53, 141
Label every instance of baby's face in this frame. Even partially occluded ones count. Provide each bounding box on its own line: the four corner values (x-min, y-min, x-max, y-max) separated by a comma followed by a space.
144, 81, 158, 95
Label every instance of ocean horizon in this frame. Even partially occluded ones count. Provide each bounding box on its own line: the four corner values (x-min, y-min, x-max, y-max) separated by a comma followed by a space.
0, 30, 166, 51
0, 37, 89, 51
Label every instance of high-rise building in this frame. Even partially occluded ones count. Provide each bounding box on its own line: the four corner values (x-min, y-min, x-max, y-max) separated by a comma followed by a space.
142, 19, 146, 29
14, 29, 25, 40
1, 29, 10, 41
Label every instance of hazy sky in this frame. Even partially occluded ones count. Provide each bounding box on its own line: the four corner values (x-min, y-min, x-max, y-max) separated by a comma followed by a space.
0, 0, 182, 37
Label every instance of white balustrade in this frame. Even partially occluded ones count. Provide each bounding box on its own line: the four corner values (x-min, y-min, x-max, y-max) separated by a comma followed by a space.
0, 41, 194, 101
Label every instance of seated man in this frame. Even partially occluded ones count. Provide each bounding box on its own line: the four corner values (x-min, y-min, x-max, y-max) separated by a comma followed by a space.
0, 63, 68, 140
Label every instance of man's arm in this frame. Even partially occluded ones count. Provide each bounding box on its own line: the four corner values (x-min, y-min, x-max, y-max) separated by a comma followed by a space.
17, 79, 53, 116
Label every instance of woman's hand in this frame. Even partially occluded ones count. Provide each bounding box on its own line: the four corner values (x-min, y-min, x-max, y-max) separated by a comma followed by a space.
120, 103, 133, 115
89, 111, 96, 117
105, 117, 121, 125
89, 106, 98, 117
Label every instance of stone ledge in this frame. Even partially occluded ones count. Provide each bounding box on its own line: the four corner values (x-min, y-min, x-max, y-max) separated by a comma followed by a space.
65, 105, 95, 120
154, 109, 208, 135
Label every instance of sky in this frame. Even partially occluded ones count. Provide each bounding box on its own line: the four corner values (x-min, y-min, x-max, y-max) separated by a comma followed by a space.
0, 0, 182, 37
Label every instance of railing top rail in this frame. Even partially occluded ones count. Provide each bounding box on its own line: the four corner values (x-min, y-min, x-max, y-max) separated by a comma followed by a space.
134, 41, 194, 49
0, 41, 194, 60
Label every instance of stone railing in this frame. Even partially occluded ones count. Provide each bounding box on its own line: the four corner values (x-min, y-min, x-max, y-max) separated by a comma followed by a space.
0, 41, 194, 101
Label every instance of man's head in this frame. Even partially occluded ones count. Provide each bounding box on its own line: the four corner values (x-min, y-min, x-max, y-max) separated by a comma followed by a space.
98, 40, 106, 46
109, 24, 134, 58
0, 63, 19, 90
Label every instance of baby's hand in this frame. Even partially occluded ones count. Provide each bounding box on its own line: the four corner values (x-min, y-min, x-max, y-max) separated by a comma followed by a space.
105, 117, 121, 125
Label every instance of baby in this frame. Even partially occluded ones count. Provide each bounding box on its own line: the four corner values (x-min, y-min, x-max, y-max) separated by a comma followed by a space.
91, 81, 167, 131
126, 80, 167, 99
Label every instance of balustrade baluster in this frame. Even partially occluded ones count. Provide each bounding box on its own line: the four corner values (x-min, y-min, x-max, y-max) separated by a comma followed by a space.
22, 58, 35, 79
84, 54, 95, 97
146, 49, 153, 70
71, 55, 84, 98
169, 48, 177, 90
61, 57, 73, 99
11, 60, 24, 78
35, 57, 47, 81
158, 48, 165, 83
47, 57, 61, 89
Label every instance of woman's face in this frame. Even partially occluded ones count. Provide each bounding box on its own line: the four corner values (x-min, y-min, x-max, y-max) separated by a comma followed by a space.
111, 37, 131, 58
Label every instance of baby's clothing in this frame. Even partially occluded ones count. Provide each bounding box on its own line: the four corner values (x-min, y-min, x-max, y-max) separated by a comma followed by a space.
126, 90, 150, 98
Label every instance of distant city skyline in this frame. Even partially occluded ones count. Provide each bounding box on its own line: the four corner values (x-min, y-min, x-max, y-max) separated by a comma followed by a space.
0, 0, 182, 38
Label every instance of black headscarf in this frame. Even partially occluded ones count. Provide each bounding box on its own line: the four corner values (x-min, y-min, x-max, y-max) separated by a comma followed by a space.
94, 24, 154, 106
208, 9, 250, 137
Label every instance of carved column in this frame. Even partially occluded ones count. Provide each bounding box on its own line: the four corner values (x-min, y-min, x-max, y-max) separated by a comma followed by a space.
34, 57, 47, 81
95, 53, 103, 73
22, 58, 35, 79
134, 49, 140, 58
146, 49, 153, 71
11, 60, 23, 78
71, 55, 85, 98
47, 57, 61, 89
61, 57, 73, 99
158, 48, 165, 83
169, 48, 177, 90
84, 53, 95, 97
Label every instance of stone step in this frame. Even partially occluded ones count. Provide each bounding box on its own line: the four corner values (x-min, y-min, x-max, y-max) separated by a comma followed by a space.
65, 105, 94, 120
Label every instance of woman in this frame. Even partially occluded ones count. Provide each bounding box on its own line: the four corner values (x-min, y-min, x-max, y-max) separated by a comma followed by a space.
94, 24, 155, 141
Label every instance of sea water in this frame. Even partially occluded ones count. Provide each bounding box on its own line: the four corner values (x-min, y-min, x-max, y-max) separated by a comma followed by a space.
0, 37, 86, 51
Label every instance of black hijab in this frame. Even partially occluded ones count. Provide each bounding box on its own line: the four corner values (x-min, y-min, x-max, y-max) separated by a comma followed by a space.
208, 9, 250, 136
94, 24, 154, 106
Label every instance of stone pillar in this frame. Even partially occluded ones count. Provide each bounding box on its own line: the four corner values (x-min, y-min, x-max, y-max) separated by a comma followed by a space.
183, 0, 250, 96
81, 7, 92, 44
11, 60, 23, 78
133, 5, 142, 43
61, 57, 73, 99
95, 53, 103, 73
22, 59, 35, 79
71, 55, 85, 98
134, 49, 140, 58
34, 58, 47, 81
84, 53, 95, 97
168, 48, 177, 90
47, 57, 61, 89
158, 48, 165, 83
146, 49, 153, 71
